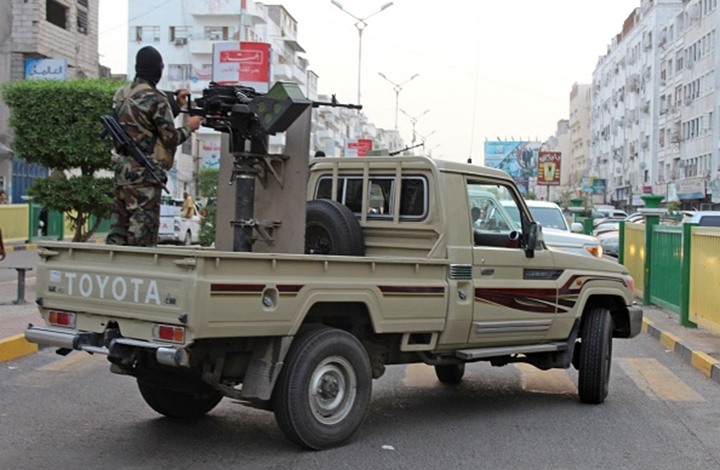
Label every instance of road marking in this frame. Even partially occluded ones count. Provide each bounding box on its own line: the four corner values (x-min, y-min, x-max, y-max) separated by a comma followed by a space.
38, 352, 95, 371
618, 358, 705, 402
404, 363, 439, 387
515, 363, 577, 395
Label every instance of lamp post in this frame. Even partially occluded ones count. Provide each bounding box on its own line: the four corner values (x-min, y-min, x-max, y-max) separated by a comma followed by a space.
378, 72, 419, 131
331, 1, 394, 105
400, 108, 429, 145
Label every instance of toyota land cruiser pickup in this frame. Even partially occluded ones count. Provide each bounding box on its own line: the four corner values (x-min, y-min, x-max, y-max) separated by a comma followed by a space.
26, 156, 642, 450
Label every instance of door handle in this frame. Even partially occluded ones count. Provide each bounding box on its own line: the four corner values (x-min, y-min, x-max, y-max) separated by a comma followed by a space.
480, 268, 495, 276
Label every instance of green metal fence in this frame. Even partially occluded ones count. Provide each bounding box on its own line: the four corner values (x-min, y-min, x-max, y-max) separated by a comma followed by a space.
649, 225, 683, 313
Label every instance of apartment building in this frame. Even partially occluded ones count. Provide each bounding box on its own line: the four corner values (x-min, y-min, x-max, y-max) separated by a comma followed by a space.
0, 0, 99, 202
589, 0, 720, 210
568, 83, 592, 199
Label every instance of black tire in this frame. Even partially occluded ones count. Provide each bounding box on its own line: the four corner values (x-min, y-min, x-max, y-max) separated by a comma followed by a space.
577, 307, 613, 404
305, 199, 364, 256
137, 380, 223, 419
272, 327, 372, 450
435, 363, 466, 384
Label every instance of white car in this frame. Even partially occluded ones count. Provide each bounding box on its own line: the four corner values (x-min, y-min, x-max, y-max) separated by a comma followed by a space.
158, 198, 202, 245
503, 200, 604, 258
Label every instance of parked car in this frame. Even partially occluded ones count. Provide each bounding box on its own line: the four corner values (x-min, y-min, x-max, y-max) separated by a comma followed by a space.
681, 211, 720, 227
596, 230, 620, 258
158, 198, 202, 245
500, 200, 604, 258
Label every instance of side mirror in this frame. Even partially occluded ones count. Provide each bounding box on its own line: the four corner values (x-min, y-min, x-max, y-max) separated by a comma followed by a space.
570, 222, 583, 233
525, 222, 544, 258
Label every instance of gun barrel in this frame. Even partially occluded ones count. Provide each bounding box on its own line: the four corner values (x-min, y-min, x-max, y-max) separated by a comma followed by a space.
312, 101, 362, 110
100, 115, 170, 194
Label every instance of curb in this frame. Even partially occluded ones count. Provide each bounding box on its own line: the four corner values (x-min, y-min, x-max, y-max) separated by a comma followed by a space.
642, 317, 720, 385
0, 334, 38, 363
3, 243, 38, 254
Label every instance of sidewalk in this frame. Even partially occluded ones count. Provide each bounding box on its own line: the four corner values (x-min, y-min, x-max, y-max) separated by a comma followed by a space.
1, 244, 719, 382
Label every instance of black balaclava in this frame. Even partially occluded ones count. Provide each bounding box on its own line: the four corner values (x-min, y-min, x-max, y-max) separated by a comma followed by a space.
135, 46, 163, 86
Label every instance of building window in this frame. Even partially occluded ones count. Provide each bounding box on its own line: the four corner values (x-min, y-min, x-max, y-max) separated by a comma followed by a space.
77, 8, 88, 35
170, 26, 192, 42
167, 64, 192, 81
46, 0, 68, 30
78, 0, 88, 6
204, 26, 232, 40
135, 26, 161, 43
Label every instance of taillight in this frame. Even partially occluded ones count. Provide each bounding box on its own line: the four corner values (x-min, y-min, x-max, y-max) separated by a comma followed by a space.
48, 310, 76, 328
152, 324, 185, 344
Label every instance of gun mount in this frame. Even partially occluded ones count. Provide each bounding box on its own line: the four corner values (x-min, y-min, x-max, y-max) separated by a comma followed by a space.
191, 81, 360, 252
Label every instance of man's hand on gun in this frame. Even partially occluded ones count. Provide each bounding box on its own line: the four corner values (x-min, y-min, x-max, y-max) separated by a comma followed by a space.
175, 88, 203, 131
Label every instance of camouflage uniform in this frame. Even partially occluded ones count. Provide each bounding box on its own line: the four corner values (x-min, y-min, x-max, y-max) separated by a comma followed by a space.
106, 78, 192, 246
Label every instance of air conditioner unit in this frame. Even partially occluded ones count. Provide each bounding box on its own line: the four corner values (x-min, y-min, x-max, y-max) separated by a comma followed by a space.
174, 38, 187, 46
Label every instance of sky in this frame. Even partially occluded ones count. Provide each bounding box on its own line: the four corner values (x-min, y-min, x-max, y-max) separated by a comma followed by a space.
99, 0, 637, 163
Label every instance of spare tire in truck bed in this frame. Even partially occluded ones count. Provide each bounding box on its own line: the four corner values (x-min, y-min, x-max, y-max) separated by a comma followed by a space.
305, 199, 365, 256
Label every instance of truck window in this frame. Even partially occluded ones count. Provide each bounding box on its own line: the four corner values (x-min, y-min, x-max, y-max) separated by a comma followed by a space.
315, 175, 428, 220
467, 181, 522, 247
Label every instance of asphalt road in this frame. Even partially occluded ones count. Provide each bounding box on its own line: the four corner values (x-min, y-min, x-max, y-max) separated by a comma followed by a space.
2, 334, 719, 470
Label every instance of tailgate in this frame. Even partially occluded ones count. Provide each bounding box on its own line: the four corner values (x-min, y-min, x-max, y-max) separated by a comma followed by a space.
36, 243, 196, 341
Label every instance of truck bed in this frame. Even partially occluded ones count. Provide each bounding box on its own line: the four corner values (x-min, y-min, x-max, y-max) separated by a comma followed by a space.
35, 242, 451, 343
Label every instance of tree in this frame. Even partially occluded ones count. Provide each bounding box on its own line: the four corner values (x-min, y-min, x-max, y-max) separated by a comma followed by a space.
198, 167, 219, 246
2, 79, 120, 241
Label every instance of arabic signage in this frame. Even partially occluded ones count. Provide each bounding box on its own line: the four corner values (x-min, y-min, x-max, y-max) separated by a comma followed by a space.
537, 151, 561, 186
212, 41, 270, 92
344, 139, 373, 157
25, 59, 67, 80
677, 176, 705, 200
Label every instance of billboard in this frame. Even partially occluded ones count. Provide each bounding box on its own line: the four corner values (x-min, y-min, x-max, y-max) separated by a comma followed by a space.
212, 41, 271, 92
537, 151, 561, 186
483, 141, 540, 194
344, 139, 373, 157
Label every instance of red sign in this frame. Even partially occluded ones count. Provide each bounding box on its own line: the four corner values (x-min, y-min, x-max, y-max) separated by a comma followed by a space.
213, 42, 270, 88
537, 151, 561, 186
345, 139, 373, 157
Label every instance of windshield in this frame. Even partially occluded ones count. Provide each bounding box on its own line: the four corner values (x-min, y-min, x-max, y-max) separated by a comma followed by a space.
529, 207, 569, 231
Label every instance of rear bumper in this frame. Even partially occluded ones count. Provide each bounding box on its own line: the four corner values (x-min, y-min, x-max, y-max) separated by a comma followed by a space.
25, 325, 189, 367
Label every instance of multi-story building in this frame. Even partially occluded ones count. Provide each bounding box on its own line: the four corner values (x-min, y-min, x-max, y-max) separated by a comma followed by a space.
568, 83, 592, 198
657, 0, 718, 208
573, 0, 720, 211
0, 0, 100, 202
127, 0, 399, 196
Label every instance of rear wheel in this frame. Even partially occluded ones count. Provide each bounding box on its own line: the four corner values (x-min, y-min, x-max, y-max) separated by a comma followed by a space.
138, 380, 223, 419
434, 363, 465, 384
577, 307, 613, 404
272, 327, 372, 450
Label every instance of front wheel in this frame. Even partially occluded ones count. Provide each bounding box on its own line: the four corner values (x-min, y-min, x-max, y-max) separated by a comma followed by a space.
577, 307, 613, 404
138, 380, 223, 419
272, 327, 372, 450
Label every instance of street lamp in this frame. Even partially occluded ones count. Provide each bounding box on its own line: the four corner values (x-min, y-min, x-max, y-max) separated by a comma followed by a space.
331, 1, 394, 105
378, 72, 419, 131
400, 108, 429, 145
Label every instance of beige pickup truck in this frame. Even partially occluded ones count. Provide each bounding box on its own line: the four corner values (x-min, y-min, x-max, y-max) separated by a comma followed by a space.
26, 156, 642, 450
